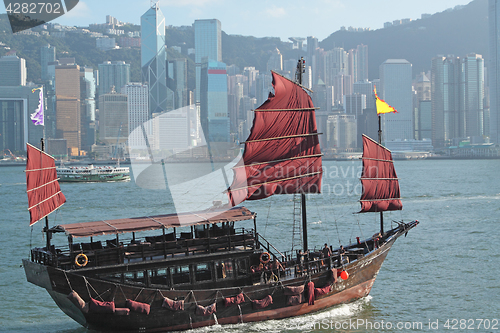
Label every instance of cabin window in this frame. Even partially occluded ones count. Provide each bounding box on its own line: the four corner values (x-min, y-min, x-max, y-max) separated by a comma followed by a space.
195, 263, 212, 282
236, 258, 248, 276
150, 268, 169, 286
216, 260, 234, 279
171, 265, 190, 285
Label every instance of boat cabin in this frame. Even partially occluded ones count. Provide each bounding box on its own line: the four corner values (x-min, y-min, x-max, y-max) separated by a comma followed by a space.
29, 205, 387, 293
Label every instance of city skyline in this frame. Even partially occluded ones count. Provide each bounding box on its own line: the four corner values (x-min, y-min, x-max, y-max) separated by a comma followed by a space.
0, 0, 473, 41
0, 0, 498, 156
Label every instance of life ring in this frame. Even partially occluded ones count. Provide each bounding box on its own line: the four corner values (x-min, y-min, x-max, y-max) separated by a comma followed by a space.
75, 253, 88, 267
260, 252, 271, 264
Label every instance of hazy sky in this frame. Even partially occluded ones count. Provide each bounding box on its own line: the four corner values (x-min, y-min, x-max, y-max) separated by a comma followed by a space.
2, 0, 474, 40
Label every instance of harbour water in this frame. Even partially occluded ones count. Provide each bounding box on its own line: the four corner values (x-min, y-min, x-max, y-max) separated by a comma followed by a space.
1, 159, 499, 332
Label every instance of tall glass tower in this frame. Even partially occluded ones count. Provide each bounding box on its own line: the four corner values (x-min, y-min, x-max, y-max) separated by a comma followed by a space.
194, 19, 222, 104
379, 59, 413, 142
489, 0, 500, 143
200, 61, 229, 142
41, 44, 56, 82
141, 2, 167, 115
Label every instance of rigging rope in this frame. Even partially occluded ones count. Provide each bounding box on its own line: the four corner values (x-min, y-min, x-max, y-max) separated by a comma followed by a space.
63, 271, 73, 291
263, 199, 272, 237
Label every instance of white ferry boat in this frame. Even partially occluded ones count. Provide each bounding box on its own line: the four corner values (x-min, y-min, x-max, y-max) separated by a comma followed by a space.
56, 163, 130, 182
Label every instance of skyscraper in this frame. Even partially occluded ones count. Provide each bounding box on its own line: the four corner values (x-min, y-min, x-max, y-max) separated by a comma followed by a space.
432, 54, 485, 147
98, 91, 128, 145
266, 48, 283, 72
379, 59, 413, 141
489, 0, 500, 143
356, 44, 369, 82
194, 19, 222, 103
461, 54, 485, 139
41, 44, 56, 82
200, 61, 229, 142
80, 67, 96, 151
123, 83, 149, 148
167, 58, 188, 110
307, 36, 319, 84
0, 54, 26, 86
141, 3, 167, 115
55, 63, 81, 152
98, 61, 130, 96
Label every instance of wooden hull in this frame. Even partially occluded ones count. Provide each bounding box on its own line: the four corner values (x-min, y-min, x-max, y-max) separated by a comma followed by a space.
23, 232, 401, 332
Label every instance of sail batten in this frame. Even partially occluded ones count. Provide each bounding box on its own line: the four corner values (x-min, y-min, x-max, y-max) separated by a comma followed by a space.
26, 143, 66, 226
228, 72, 322, 206
359, 135, 402, 213
243, 133, 320, 144
232, 154, 323, 169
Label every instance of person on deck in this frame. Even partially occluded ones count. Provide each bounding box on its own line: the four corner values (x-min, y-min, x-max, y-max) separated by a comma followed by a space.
338, 245, 349, 265
322, 243, 332, 258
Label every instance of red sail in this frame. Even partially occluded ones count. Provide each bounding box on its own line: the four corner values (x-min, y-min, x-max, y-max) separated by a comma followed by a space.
359, 135, 402, 213
26, 143, 66, 226
228, 72, 322, 206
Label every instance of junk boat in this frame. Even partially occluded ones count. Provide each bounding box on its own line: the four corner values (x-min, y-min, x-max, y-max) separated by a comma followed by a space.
56, 163, 130, 182
23, 60, 418, 332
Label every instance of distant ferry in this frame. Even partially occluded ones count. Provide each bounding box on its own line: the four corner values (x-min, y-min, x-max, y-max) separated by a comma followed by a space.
56, 163, 130, 182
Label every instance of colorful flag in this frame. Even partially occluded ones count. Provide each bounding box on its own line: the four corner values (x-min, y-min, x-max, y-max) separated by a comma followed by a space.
374, 86, 397, 114
30, 87, 44, 126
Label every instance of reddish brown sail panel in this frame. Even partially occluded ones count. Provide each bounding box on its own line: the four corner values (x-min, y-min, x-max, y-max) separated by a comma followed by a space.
228, 72, 322, 206
359, 135, 402, 212
26, 144, 66, 225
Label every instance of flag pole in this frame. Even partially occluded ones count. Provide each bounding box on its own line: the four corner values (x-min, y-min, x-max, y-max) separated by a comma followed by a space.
378, 114, 383, 235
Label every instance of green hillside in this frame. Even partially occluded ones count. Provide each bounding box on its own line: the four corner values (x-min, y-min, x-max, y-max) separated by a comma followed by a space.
0, 0, 489, 84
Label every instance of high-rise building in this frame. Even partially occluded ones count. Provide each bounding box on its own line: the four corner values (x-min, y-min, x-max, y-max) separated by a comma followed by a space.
326, 114, 357, 149
194, 19, 222, 103
266, 48, 283, 72
431, 55, 485, 147
80, 67, 96, 151
307, 36, 319, 84
353, 80, 375, 109
431, 56, 460, 147
141, 3, 167, 115
0, 54, 26, 86
167, 58, 188, 110
418, 100, 432, 140
0, 87, 43, 152
98, 61, 130, 96
461, 54, 485, 139
123, 83, 149, 148
356, 44, 369, 82
343, 93, 366, 117
379, 59, 413, 141
41, 44, 56, 82
200, 61, 229, 142
489, 0, 500, 142
98, 91, 128, 145
55, 63, 81, 153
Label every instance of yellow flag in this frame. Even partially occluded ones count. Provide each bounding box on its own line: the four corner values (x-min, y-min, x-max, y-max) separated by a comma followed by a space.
374, 86, 397, 114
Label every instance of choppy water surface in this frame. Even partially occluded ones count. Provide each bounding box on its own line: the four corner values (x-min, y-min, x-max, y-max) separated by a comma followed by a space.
1, 159, 499, 332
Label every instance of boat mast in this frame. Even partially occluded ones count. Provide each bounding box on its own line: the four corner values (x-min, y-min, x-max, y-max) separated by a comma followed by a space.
40, 138, 52, 251
296, 57, 308, 252
378, 112, 384, 235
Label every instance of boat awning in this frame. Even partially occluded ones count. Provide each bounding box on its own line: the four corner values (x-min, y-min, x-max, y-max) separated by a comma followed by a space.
51, 207, 255, 238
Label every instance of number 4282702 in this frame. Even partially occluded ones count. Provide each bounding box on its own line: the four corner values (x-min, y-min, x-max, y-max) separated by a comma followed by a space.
5, 2, 62, 14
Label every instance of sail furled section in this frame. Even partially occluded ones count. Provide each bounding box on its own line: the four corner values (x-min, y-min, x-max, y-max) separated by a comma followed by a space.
228, 72, 322, 206
26, 143, 66, 226
359, 135, 402, 213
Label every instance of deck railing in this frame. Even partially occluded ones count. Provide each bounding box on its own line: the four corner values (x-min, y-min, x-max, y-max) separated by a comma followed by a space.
31, 228, 256, 269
